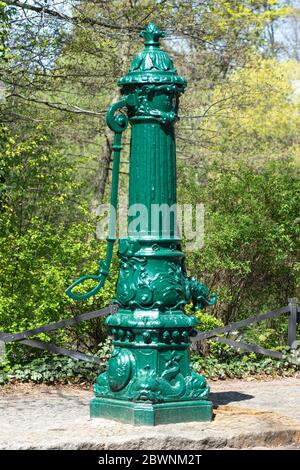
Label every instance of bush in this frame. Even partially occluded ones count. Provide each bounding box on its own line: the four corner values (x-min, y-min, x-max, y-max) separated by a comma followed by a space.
191, 351, 299, 380
180, 157, 300, 331
0, 129, 117, 366
0, 339, 112, 385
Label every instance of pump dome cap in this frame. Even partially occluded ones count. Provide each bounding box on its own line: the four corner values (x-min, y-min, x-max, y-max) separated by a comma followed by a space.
118, 23, 186, 87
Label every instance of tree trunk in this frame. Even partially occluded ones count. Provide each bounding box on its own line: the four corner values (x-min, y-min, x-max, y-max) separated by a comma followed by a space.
95, 130, 113, 205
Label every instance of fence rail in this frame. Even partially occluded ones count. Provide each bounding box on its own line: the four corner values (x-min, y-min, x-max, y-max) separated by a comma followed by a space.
0, 304, 118, 363
191, 298, 300, 360
0, 299, 299, 363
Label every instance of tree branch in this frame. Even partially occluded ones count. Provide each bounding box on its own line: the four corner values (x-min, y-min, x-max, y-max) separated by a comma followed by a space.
3, 1, 139, 31
8, 92, 105, 116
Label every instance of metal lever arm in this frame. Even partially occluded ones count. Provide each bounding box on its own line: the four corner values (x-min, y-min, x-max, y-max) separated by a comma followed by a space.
65, 98, 128, 300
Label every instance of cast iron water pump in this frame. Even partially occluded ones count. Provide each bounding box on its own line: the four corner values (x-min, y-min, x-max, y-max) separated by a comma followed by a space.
66, 23, 216, 425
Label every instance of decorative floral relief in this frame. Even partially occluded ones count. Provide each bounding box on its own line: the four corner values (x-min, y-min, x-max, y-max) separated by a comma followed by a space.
116, 239, 216, 311
130, 50, 175, 72
107, 347, 134, 392
115, 257, 188, 310
94, 350, 209, 403
126, 84, 179, 124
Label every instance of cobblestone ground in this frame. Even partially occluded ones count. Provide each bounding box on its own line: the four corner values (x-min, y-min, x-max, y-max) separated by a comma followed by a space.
0, 377, 299, 450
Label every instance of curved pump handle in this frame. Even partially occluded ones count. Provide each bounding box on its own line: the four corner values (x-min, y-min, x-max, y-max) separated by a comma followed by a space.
65, 260, 110, 301
65, 98, 129, 301
106, 98, 128, 133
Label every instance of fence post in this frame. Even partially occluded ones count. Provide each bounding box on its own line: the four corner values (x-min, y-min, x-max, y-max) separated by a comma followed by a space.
288, 298, 298, 349
0, 341, 6, 364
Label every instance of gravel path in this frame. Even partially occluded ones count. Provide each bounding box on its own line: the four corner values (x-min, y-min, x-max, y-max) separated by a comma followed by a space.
0, 377, 299, 450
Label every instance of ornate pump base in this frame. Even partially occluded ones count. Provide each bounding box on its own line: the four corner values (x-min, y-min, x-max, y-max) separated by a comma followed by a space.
90, 304, 213, 424
89, 238, 214, 425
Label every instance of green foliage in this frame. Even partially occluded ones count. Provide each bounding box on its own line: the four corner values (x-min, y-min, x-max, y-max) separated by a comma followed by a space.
181, 157, 300, 327
208, 58, 300, 160
0, 127, 117, 365
239, 317, 291, 351
0, 1, 299, 381
194, 311, 224, 331
0, 338, 112, 385
0, 356, 100, 385
1, 346, 298, 386
0, 2, 12, 62
191, 352, 299, 380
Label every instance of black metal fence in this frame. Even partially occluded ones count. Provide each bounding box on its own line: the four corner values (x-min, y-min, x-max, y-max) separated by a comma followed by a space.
0, 299, 299, 363
191, 298, 300, 359
0, 304, 118, 363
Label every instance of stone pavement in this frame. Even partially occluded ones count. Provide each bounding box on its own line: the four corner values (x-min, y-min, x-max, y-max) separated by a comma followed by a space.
0, 377, 299, 450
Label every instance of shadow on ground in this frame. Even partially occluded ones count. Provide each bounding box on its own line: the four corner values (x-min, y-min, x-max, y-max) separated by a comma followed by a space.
209, 391, 254, 406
